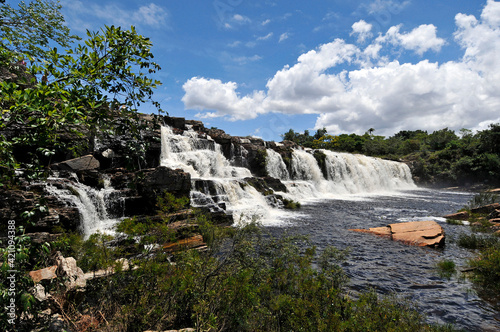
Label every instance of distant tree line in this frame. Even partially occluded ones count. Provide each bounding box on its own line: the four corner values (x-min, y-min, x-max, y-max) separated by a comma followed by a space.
282, 124, 500, 187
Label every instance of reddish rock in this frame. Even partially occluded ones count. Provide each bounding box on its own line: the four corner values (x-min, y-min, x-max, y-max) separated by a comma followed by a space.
29, 265, 58, 283
471, 203, 500, 215
351, 226, 391, 237
163, 235, 206, 253
443, 211, 469, 221
389, 221, 445, 247
351, 220, 445, 248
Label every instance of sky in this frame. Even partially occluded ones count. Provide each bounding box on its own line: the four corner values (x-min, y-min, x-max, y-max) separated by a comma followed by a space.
53, 1, 500, 140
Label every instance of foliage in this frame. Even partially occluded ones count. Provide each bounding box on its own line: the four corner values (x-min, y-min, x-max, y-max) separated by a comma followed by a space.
156, 191, 190, 215
463, 191, 499, 211
0, 227, 53, 330
468, 243, 500, 293
436, 259, 456, 280
1, 1, 162, 185
282, 198, 301, 209
116, 216, 177, 248
457, 233, 500, 250
0, 0, 78, 64
72, 221, 455, 331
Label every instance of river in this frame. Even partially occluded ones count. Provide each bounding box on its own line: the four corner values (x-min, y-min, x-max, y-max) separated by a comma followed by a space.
265, 189, 500, 332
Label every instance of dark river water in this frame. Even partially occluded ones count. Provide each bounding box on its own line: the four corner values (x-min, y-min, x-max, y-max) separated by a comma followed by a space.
266, 189, 500, 331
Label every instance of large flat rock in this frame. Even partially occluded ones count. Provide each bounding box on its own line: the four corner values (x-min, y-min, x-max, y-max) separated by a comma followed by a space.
351, 220, 445, 248
389, 220, 445, 247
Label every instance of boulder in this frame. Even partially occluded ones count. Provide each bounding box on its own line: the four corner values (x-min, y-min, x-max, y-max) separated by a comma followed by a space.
29, 265, 58, 283
351, 220, 445, 247
51, 155, 100, 171
443, 211, 469, 221
55, 252, 86, 290
31, 284, 51, 302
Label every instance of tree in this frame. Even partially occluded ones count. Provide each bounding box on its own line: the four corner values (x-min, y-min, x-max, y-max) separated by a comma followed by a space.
479, 123, 500, 154
0, 1, 162, 184
314, 127, 327, 140
0, 0, 78, 64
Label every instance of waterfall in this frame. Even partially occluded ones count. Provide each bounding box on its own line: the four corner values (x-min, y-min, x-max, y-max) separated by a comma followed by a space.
160, 125, 416, 224
266, 149, 289, 180
160, 126, 287, 224
44, 176, 123, 238
160, 126, 251, 178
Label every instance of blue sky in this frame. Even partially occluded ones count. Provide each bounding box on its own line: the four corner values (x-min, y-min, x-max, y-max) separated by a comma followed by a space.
55, 1, 500, 140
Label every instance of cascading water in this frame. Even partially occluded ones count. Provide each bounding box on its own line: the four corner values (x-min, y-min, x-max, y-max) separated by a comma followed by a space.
160, 125, 416, 224
44, 175, 123, 238
265, 149, 289, 180
160, 126, 290, 225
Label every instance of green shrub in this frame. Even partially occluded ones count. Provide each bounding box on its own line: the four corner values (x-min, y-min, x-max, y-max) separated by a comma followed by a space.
468, 244, 500, 293
73, 222, 458, 331
156, 191, 190, 215
436, 259, 456, 279
457, 233, 500, 250
282, 198, 301, 209
464, 191, 499, 211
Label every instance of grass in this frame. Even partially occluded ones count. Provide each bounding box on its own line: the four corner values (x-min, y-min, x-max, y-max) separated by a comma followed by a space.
436, 259, 456, 280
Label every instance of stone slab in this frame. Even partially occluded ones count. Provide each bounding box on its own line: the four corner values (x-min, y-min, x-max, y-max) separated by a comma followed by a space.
29, 265, 58, 283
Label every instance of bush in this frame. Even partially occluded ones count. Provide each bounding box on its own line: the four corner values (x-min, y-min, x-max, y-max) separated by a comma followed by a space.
468, 244, 500, 293
436, 259, 456, 280
72, 222, 458, 331
457, 233, 500, 250
464, 191, 499, 211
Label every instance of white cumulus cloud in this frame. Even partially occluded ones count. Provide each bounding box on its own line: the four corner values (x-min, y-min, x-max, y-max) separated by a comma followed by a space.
351, 20, 373, 43
183, 1, 500, 136
378, 24, 446, 55
182, 78, 266, 121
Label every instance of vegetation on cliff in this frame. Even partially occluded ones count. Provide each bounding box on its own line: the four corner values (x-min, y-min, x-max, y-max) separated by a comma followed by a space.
283, 125, 500, 187
1, 0, 162, 186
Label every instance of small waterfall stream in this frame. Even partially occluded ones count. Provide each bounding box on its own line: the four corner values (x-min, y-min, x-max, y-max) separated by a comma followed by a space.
44, 175, 124, 238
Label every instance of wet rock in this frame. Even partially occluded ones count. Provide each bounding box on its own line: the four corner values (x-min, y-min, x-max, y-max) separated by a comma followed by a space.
138, 167, 191, 196
489, 209, 500, 219
244, 177, 288, 195
351, 220, 445, 247
443, 211, 469, 221
164, 116, 186, 130
51, 154, 100, 171
135, 167, 191, 215
471, 203, 500, 215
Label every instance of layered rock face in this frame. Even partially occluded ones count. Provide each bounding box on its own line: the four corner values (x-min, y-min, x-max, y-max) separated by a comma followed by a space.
0, 114, 288, 236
